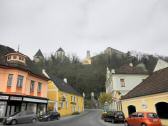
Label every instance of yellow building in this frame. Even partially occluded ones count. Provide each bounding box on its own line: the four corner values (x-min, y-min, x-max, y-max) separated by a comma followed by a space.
122, 67, 168, 126
82, 50, 92, 65
47, 77, 84, 116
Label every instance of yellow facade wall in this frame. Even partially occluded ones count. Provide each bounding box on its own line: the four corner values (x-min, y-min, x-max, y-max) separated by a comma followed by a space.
47, 80, 84, 117
122, 92, 168, 125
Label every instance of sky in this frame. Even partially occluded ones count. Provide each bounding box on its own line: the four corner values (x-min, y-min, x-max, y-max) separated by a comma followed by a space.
0, 0, 168, 59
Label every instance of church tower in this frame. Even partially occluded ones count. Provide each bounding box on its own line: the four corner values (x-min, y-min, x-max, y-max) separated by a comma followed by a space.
33, 49, 44, 63
55, 47, 65, 59
82, 50, 92, 65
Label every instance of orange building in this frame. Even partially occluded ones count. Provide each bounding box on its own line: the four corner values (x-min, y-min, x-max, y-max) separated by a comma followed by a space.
0, 45, 49, 119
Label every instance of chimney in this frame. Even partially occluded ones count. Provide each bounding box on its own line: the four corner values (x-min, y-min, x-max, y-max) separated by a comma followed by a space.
111, 69, 115, 74
64, 78, 68, 83
129, 63, 133, 67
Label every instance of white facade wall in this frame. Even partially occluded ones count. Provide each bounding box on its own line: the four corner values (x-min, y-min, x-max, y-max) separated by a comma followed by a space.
154, 59, 168, 72
112, 74, 148, 95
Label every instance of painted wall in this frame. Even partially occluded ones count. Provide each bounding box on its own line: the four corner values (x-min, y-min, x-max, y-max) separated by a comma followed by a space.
0, 67, 48, 98
47, 81, 84, 116
154, 59, 168, 72
122, 93, 168, 125
106, 74, 148, 95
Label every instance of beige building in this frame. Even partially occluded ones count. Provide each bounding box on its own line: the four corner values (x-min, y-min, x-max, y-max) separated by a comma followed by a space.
82, 50, 92, 65
122, 67, 168, 126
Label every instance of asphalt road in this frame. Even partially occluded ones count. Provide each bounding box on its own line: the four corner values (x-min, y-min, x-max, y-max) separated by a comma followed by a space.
3, 109, 125, 126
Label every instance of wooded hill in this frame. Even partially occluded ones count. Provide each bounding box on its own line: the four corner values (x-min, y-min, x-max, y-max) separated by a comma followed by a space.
35, 50, 168, 100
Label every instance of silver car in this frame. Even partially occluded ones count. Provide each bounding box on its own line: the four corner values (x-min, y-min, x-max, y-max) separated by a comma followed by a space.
4, 111, 37, 125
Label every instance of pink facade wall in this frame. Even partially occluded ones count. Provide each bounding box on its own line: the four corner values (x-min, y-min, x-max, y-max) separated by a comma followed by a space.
0, 67, 48, 98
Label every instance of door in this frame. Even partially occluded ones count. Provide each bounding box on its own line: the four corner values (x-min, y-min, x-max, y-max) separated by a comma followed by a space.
17, 111, 26, 124
24, 111, 34, 123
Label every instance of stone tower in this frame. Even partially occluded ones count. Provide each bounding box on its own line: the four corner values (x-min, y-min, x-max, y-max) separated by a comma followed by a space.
33, 49, 44, 63
82, 50, 92, 65
55, 47, 65, 59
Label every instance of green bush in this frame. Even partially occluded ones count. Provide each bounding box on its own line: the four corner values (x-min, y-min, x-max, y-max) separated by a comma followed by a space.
72, 112, 80, 115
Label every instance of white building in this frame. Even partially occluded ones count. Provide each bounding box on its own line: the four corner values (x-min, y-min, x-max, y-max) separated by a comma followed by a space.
153, 59, 168, 72
105, 63, 149, 111
55, 47, 65, 59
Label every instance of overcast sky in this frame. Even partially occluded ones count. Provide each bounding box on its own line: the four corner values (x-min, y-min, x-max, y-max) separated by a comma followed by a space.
0, 0, 168, 59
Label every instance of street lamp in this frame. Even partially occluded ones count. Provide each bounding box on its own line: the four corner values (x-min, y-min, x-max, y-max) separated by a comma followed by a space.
83, 92, 85, 111
104, 101, 109, 112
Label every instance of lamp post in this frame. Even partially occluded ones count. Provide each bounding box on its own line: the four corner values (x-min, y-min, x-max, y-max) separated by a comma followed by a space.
83, 92, 85, 111
104, 101, 109, 112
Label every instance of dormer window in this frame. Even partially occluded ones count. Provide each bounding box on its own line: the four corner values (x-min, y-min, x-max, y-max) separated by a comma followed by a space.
6, 52, 26, 64
7, 56, 11, 60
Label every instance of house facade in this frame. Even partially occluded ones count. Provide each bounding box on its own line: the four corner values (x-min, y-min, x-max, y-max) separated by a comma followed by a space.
122, 67, 168, 125
105, 63, 148, 111
47, 78, 84, 116
0, 45, 49, 119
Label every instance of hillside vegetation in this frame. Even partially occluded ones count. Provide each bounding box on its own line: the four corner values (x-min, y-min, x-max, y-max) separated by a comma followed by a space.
35, 51, 168, 99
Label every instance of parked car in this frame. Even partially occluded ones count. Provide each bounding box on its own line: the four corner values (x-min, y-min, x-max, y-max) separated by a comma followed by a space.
103, 111, 125, 123
101, 111, 109, 120
125, 112, 162, 126
3, 111, 37, 125
38, 111, 60, 121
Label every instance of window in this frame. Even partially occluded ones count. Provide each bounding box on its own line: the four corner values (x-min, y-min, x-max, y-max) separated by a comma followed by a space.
19, 56, 22, 60
7, 56, 11, 60
147, 113, 158, 118
17, 75, 24, 88
60, 102, 64, 108
7, 74, 13, 87
71, 96, 73, 101
30, 80, 35, 92
120, 79, 125, 87
13, 55, 17, 59
66, 101, 68, 109
131, 113, 138, 118
138, 113, 144, 117
74, 96, 76, 102
38, 82, 42, 92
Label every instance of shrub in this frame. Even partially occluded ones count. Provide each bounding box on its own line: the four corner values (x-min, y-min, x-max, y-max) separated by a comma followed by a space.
72, 112, 80, 115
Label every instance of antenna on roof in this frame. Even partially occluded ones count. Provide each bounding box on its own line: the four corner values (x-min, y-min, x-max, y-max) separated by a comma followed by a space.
17, 44, 20, 52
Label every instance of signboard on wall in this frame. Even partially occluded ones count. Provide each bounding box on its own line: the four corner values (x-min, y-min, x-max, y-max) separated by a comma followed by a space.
141, 100, 148, 110
0, 95, 9, 100
23, 97, 48, 103
10, 96, 22, 101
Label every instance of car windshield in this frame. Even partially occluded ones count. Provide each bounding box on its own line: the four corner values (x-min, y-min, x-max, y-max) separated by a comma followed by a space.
9, 112, 20, 117
147, 113, 158, 118
116, 112, 123, 115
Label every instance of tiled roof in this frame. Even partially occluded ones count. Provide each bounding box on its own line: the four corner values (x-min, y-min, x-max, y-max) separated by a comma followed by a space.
0, 44, 49, 80
34, 49, 44, 58
122, 67, 168, 99
50, 76, 82, 96
115, 64, 148, 74
57, 48, 64, 52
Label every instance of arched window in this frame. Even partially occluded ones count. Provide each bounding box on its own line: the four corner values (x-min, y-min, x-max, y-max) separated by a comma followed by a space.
128, 105, 136, 115
155, 102, 168, 119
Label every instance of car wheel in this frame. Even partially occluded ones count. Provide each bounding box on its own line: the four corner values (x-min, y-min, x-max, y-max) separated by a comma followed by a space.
32, 118, 36, 123
111, 119, 115, 124
47, 117, 51, 121
57, 116, 60, 120
124, 121, 129, 126
11, 119, 17, 125
141, 123, 147, 126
